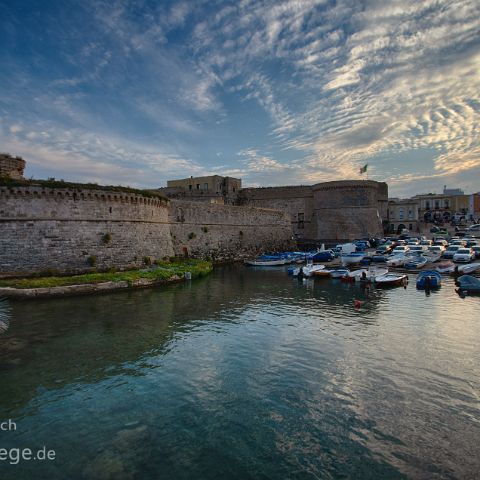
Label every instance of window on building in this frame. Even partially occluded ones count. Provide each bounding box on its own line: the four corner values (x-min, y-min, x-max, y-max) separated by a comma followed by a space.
204, 183, 208, 190
426, 201, 430, 210
188, 184, 192, 190
435, 200, 440, 209
196, 184, 200, 190
408, 209, 413, 219
399, 208, 404, 220
444, 200, 449, 209
409, 224, 413, 230
298, 213, 305, 229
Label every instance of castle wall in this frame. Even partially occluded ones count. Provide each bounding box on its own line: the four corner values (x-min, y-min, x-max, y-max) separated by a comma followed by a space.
312, 181, 384, 240
238, 186, 315, 239
0, 154, 26, 179
0, 187, 174, 276
0, 188, 294, 276
169, 200, 293, 261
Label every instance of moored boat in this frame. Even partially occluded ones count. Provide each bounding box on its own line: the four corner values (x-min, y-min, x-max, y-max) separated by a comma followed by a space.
456, 275, 480, 294
435, 261, 455, 274
416, 270, 442, 289
404, 255, 428, 270
341, 253, 365, 265
329, 269, 349, 279
458, 262, 480, 275
312, 268, 333, 277
301, 264, 326, 277
386, 254, 410, 267
245, 258, 286, 266
375, 273, 408, 287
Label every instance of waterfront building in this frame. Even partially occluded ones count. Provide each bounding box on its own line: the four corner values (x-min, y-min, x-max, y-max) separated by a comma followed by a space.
388, 198, 420, 233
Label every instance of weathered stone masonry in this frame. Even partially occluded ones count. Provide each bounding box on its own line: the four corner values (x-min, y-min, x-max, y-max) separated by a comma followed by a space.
169, 200, 292, 260
0, 187, 293, 277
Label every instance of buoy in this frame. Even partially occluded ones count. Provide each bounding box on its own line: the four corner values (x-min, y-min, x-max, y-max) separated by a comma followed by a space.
354, 299, 362, 309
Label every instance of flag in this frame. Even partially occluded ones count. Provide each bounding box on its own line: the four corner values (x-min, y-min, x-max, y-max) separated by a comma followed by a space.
359, 164, 368, 174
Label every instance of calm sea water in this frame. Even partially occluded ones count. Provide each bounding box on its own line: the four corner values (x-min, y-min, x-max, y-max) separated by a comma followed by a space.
0, 265, 479, 479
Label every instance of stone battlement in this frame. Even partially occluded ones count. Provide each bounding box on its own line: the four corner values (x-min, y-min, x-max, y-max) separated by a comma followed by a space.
0, 153, 26, 179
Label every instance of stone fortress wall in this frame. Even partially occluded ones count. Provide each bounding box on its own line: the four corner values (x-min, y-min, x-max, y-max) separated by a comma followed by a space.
0, 154, 26, 180
313, 180, 386, 240
0, 180, 293, 277
237, 186, 315, 239
0, 186, 174, 276
169, 200, 292, 261
240, 181, 388, 241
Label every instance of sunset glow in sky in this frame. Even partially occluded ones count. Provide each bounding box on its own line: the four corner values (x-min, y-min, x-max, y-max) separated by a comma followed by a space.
1, 0, 479, 196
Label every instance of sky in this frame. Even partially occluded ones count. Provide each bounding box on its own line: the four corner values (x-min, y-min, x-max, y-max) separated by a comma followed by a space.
0, 0, 479, 197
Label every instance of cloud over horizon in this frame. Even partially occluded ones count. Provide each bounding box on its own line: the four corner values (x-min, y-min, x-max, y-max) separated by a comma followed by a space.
0, 0, 479, 197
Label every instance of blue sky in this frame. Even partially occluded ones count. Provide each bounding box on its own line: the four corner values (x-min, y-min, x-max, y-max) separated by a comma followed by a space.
0, 0, 479, 197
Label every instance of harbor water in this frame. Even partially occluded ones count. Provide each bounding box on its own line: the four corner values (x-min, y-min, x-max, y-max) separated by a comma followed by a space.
0, 265, 479, 479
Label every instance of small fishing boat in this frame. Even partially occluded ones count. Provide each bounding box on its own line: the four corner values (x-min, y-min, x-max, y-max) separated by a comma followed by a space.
423, 252, 442, 264
416, 270, 442, 289
342, 269, 368, 282
245, 258, 286, 266
386, 254, 410, 267
341, 253, 366, 265
312, 268, 333, 277
404, 255, 428, 270
375, 273, 408, 287
435, 261, 455, 274
367, 267, 389, 282
329, 269, 349, 278
456, 275, 480, 294
458, 262, 480, 275
300, 264, 326, 277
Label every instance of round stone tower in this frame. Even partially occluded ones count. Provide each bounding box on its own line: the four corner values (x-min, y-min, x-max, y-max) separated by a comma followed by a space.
312, 180, 386, 240
0, 153, 26, 179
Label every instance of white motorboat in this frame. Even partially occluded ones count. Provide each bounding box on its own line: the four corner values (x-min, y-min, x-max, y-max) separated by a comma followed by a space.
341, 253, 366, 265
458, 262, 480, 275
245, 259, 286, 266
375, 273, 408, 287
347, 269, 368, 281
367, 267, 389, 281
386, 254, 409, 267
301, 264, 326, 277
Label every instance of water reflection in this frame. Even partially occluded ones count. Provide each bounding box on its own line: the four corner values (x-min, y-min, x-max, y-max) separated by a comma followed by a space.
0, 265, 479, 479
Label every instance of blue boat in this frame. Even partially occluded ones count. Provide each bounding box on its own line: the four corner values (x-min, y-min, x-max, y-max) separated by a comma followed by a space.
416, 270, 442, 289
456, 275, 480, 294
311, 250, 335, 262
405, 255, 428, 270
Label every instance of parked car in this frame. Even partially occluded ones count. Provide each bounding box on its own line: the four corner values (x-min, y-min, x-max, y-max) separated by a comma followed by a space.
467, 224, 480, 232
430, 226, 440, 233
428, 245, 446, 254
376, 244, 393, 254
451, 239, 467, 247
453, 248, 475, 263
409, 245, 428, 254
433, 238, 449, 246
420, 239, 432, 246
465, 239, 479, 248
443, 245, 461, 259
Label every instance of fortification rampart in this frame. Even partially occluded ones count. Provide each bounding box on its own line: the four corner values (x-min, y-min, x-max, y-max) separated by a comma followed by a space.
312, 180, 384, 240
0, 186, 174, 276
0, 154, 26, 179
169, 200, 293, 261
238, 186, 315, 239
0, 187, 294, 276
